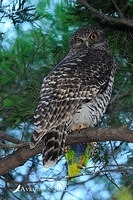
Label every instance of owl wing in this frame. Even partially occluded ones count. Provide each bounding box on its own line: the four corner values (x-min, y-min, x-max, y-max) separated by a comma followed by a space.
30, 49, 116, 149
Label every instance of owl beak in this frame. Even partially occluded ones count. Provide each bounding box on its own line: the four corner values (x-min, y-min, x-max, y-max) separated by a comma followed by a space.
85, 40, 89, 47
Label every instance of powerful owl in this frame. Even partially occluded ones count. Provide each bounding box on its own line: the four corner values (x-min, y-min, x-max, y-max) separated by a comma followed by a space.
30, 26, 116, 167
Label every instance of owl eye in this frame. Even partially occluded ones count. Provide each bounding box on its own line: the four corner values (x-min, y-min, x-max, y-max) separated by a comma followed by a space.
90, 33, 97, 40
76, 38, 83, 43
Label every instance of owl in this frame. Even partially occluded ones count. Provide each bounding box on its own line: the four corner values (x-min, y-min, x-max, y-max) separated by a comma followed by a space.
30, 26, 116, 167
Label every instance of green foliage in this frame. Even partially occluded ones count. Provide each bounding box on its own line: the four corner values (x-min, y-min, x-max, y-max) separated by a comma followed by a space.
114, 187, 133, 200
0, 0, 41, 26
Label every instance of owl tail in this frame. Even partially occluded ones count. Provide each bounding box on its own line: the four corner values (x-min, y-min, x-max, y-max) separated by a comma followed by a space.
42, 127, 67, 167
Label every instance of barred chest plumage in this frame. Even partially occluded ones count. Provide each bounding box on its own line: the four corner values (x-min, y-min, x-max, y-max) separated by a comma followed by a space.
70, 72, 114, 130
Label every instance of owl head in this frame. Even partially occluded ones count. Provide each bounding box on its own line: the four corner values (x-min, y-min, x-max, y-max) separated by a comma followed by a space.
69, 26, 108, 50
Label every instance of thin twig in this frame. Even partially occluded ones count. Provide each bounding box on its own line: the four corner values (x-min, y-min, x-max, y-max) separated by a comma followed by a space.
0, 142, 29, 149
0, 131, 22, 144
110, 74, 129, 105
111, 0, 124, 18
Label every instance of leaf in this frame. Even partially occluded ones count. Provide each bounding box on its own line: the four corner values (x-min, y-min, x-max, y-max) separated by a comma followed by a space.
115, 187, 133, 200
3, 96, 20, 107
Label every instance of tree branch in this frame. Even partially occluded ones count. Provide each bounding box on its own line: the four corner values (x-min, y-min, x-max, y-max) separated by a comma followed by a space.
78, 0, 133, 28
0, 127, 133, 175
0, 131, 22, 144
66, 127, 133, 145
